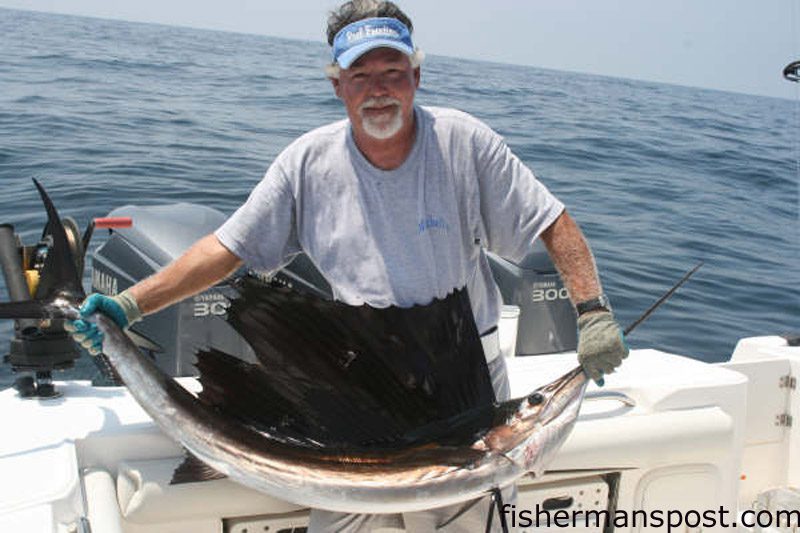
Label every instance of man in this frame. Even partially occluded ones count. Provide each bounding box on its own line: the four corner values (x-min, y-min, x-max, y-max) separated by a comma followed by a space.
69, 1, 627, 531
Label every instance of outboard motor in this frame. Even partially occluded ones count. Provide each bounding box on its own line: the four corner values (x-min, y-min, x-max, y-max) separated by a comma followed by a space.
91, 203, 333, 379
488, 242, 577, 355
92, 204, 247, 378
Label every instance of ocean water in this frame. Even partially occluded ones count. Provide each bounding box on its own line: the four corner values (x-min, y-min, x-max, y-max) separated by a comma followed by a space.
0, 8, 798, 388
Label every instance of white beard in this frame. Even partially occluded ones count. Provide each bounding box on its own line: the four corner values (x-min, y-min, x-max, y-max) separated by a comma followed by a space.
358, 97, 404, 140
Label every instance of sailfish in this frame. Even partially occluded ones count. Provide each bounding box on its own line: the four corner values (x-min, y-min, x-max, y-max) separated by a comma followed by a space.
0, 180, 588, 513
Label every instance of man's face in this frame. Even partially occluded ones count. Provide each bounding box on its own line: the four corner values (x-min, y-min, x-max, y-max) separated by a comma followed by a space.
332, 47, 420, 141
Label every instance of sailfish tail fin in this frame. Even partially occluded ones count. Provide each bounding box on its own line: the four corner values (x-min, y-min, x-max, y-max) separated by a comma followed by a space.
0, 179, 85, 320
31, 178, 85, 301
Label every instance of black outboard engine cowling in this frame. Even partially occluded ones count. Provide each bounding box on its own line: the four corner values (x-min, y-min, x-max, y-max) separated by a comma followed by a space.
92, 204, 254, 378
487, 242, 577, 355
92, 203, 334, 378
92, 203, 576, 379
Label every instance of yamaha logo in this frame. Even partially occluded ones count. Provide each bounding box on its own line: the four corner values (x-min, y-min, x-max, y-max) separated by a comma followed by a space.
92, 270, 118, 296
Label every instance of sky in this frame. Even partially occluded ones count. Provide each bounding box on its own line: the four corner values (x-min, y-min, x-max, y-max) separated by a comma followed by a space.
1, 0, 798, 100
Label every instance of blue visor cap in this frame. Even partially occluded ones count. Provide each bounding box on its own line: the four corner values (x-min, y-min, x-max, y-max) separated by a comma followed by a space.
332, 17, 414, 69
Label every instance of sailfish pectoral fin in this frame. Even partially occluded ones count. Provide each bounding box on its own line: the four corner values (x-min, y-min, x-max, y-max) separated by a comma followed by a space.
171, 450, 227, 485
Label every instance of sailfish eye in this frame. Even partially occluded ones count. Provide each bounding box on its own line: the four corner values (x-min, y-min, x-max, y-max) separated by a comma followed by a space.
527, 392, 544, 405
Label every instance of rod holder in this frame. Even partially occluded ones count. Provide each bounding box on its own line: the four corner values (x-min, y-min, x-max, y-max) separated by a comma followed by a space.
0, 224, 38, 333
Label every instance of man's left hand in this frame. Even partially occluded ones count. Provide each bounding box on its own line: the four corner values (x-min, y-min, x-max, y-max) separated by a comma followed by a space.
577, 310, 628, 385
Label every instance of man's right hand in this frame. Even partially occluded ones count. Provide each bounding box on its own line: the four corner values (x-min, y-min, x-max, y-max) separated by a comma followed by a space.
65, 291, 142, 356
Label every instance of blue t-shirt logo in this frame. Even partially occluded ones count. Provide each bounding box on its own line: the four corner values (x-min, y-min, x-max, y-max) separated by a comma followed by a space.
418, 215, 449, 234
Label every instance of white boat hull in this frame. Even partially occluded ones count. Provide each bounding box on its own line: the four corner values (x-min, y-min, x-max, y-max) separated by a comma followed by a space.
0, 337, 797, 532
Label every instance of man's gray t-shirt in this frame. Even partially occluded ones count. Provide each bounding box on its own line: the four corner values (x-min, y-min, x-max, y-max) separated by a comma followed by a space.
215, 106, 564, 344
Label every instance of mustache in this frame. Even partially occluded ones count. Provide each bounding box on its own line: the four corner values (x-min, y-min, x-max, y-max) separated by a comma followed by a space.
358, 97, 401, 112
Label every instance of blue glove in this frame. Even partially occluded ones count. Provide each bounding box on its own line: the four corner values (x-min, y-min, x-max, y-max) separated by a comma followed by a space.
577, 310, 629, 386
65, 291, 142, 356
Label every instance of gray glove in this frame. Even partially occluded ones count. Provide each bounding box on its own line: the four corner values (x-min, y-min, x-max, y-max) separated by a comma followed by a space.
577, 310, 628, 385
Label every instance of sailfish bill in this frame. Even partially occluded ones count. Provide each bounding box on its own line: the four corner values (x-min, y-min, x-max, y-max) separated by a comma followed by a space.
0, 300, 76, 320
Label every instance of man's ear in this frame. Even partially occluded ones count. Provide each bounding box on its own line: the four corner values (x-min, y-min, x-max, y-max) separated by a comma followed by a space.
414, 67, 420, 88
330, 77, 342, 99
